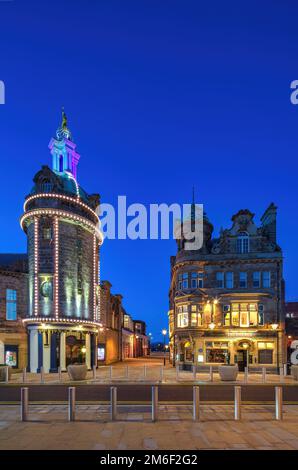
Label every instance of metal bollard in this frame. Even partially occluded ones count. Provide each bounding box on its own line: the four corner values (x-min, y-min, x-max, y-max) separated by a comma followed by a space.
22, 368, 27, 383
125, 365, 129, 379
283, 364, 287, 377
40, 366, 45, 384
151, 385, 158, 422
144, 365, 147, 379
92, 365, 96, 380
193, 364, 196, 381
21, 387, 29, 422
262, 367, 266, 383
193, 386, 200, 421
160, 366, 164, 382
244, 367, 248, 384
176, 364, 179, 382
58, 366, 62, 382
68, 387, 76, 421
110, 386, 117, 421
279, 366, 284, 383
234, 386, 241, 420
109, 366, 112, 381
209, 365, 213, 382
275, 386, 283, 420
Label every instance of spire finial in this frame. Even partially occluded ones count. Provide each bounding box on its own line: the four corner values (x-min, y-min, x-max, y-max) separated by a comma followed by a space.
56, 107, 72, 141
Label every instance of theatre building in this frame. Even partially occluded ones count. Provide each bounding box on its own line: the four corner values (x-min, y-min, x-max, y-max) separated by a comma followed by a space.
168, 204, 286, 371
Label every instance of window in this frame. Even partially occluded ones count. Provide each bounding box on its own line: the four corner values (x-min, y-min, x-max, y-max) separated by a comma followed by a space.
43, 227, 52, 240
191, 312, 197, 327
253, 271, 261, 288
177, 274, 183, 290
262, 271, 271, 288
190, 272, 204, 289
231, 303, 239, 326
182, 273, 188, 289
216, 272, 224, 288
206, 343, 229, 363
237, 232, 249, 254
226, 272, 234, 289
223, 305, 230, 326
239, 272, 247, 288
258, 304, 265, 325
258, 342, 274, 364
240, 303, 249, 327
6, 289, 17, 321
41, 181, 53, 193
40, 281, 53, 299
249, 303, 258, 326
177, 305, 188, 327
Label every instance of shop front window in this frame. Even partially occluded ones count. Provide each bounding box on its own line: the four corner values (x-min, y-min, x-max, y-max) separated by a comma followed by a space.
206, 348, 229, 363
5, 346, 18, 368
258, 342, 274, 364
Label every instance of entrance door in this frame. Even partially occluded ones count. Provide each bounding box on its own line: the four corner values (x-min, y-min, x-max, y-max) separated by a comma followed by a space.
237, 349, 248, 372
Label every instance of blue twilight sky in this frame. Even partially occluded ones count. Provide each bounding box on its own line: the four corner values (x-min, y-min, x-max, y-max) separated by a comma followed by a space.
0, 0, 298, 341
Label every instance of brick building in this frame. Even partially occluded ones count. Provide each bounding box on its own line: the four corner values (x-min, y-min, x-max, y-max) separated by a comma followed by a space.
169, 202, 286, 371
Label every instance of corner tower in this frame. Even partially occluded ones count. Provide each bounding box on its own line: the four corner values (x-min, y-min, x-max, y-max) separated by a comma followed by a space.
21, 111, 103, 373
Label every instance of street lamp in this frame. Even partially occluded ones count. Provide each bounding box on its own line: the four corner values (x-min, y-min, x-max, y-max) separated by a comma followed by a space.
162, 329, 167, 366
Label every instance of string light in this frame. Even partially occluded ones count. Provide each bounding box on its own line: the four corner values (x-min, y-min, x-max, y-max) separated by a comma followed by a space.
93, 233, 97, 321
23, 193, 98, 221
21, 208, 103, 244
34, 217, 39, 316
22, 317, 103, 327
54, 217, 59, 319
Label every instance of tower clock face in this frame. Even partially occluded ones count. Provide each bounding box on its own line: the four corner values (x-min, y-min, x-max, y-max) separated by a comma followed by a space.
40, 281, 53, 299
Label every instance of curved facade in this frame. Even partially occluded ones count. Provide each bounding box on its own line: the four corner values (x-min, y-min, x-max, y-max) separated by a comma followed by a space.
21, 112, 103, 372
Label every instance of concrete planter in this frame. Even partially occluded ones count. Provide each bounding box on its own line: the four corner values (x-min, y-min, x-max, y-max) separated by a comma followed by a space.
218, 364, 239, 381
0, 366, 12, 382
67, 364, 87, 381
291, 365, 298, 381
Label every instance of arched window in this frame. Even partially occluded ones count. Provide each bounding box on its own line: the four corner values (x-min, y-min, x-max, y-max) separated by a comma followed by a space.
237, 232, 249, 254
40, 180, 53, 193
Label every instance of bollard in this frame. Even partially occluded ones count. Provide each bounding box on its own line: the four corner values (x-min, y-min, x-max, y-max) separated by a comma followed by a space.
176, 364, 179, 382
109, 366, 113, 381
125, 365, 129, 379
58, 366, 62, 382
92, 365, 96, 380
40, 366, 45, 384
151, 385, 158, 422
262, 367, 266, 383
160, 366, 164, 382
68, 387, 76, 421
279, 366, 284, 383
234, 386, 241, 420
22, 368, 27, 383
21, 387, 29, 422
209, 365, 213, 382
193, 364, 196, 381
193, 386, 200, 421
110, 386, 117, 421
283, 364, 287, 377
144, 365, 147, 379
244, 367, 248, 384
275, 386, 283, 420
4, 366, 9, 383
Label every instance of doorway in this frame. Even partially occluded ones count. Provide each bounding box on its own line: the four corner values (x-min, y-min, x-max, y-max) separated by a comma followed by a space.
237, 349, 248, 372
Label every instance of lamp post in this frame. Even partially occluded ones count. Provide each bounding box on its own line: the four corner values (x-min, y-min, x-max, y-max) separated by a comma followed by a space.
162, 329, 167, 366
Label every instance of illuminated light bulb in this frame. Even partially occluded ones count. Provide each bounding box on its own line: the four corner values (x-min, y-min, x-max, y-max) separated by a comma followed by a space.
209, 322, 216, 330
271, 323, 278, 330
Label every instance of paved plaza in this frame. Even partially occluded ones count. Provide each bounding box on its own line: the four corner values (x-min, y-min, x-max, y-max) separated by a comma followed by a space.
0, 403, 298, 450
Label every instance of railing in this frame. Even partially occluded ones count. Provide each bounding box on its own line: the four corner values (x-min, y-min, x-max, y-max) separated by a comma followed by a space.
20, 384, 284, 423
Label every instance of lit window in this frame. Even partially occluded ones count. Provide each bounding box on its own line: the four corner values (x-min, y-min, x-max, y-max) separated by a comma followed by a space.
216, 272, 224, 288
223, 305, 230, 326
177, 306, 189, 327
258, 304, 265, 325
249, 304, 258, 326
6, 289, 17, 321
231, 303, 240, 326
225, 272, 234, 289
262, 271, 271, 288
237, 232, 249, 254
240, 304, 249, 327
239, 272, 247, 288
191, 313, 197, 327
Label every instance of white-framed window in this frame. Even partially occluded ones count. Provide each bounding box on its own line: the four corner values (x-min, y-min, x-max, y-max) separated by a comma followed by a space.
237, 232, 249, 254
216, 272, 224, 288
262, 271, 271, 288
239, 272, 247, 288
177, 305, 189, 328
226, 272, 234, 289
182, 273, 188, 289
6, 289, 17, 321
190, 272, 204, 289
253, 271, 261, 288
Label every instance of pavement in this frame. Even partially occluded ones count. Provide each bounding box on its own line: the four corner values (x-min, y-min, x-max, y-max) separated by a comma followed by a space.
0, 404, 298, 450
